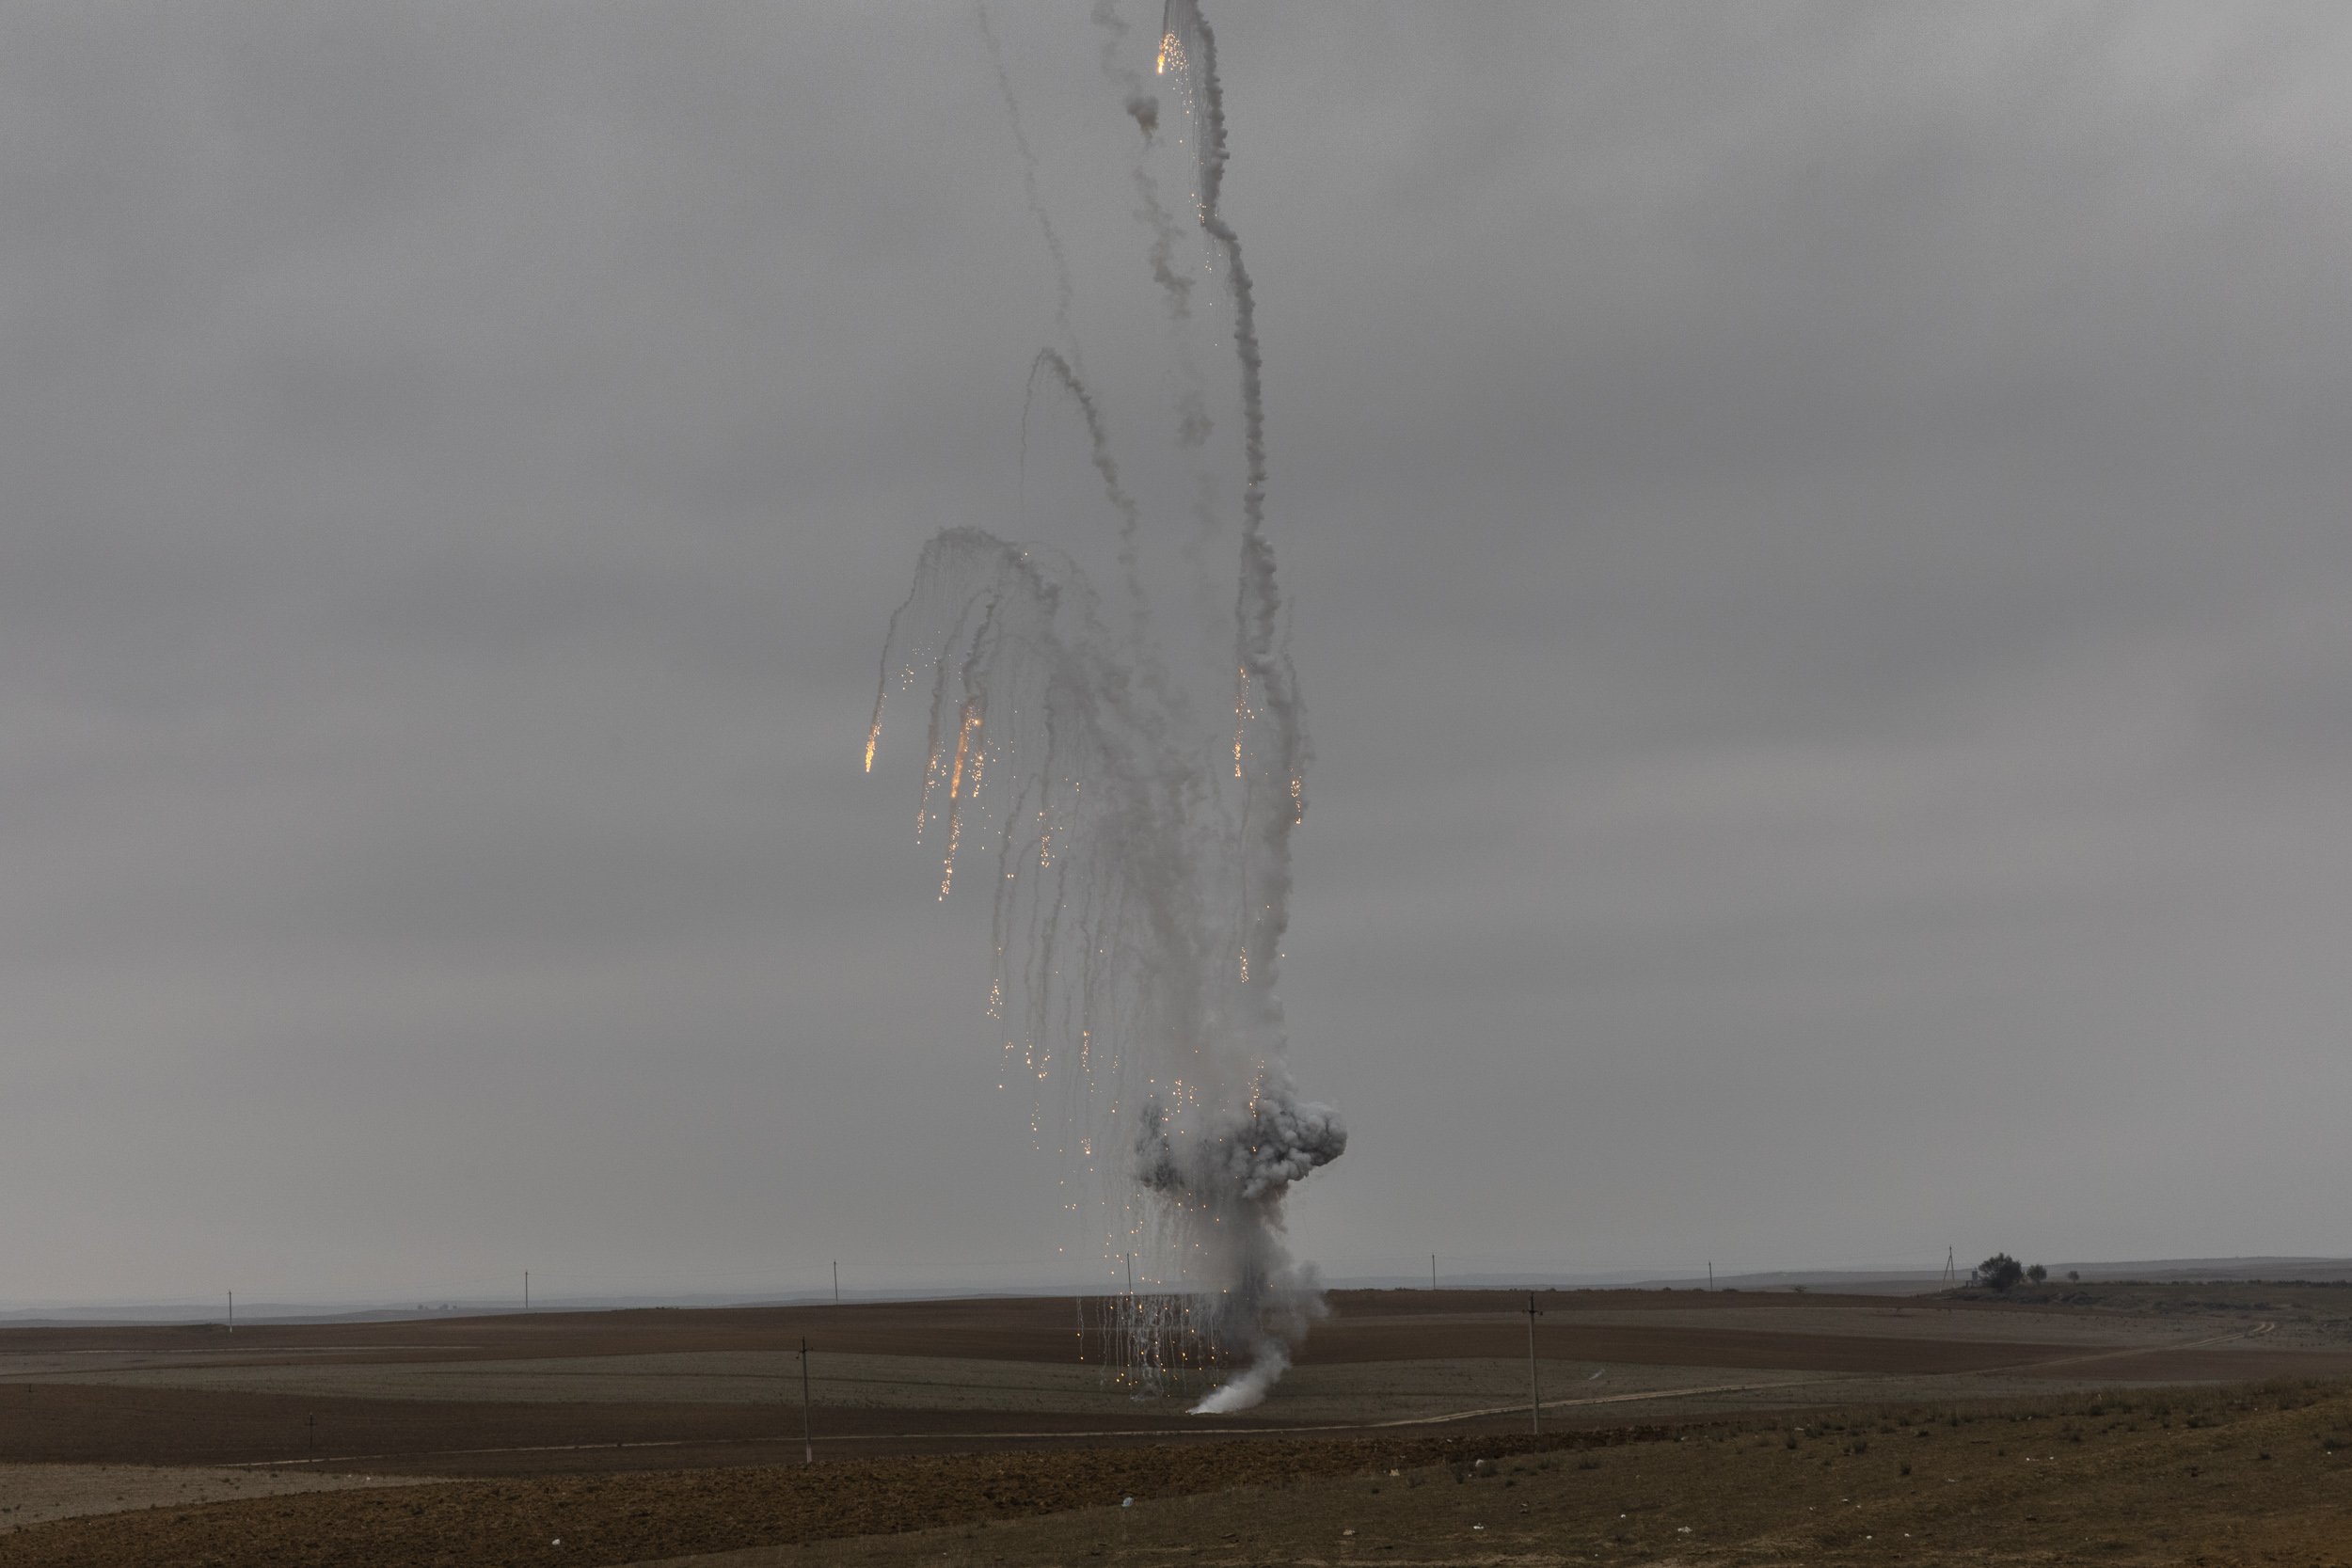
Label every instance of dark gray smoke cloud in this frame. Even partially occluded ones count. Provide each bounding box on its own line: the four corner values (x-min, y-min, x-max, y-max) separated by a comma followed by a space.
1132, 1087, 1348, 1204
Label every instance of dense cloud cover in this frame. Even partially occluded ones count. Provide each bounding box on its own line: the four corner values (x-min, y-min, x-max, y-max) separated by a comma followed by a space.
4, 5, 2351, 1306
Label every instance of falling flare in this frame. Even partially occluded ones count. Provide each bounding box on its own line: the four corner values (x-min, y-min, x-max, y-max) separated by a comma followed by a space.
949, 704, 981, 800
864, 0, 1339, 1412
1232, 664, 1250, 778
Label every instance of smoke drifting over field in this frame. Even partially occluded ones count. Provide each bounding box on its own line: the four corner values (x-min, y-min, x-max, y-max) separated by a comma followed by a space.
866, 1, 1339, 1411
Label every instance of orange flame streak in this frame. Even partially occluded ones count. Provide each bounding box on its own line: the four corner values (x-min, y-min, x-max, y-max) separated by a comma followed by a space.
939, 807, 961, 900
1232, 665, 1249, 778
948, 704, 980, 800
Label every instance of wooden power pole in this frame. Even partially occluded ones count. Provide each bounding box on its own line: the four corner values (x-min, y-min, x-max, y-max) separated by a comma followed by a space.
1525, 1293, 1543, 1433
800, 1337, 814, 1465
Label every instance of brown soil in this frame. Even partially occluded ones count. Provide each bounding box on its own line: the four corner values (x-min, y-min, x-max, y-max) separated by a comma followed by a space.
1312, 1317, 2085, 1373
0, 1465, 434, 1532
0, 1382, 1226, 1472
0, 1290, 2047, 1370
2018, 1343, 2352, 1382
8, 1290, 2331, 1481
4, 1291, 2120, 1380
678, 1379, 2352, 1568
14, 1377, 2352, 1568
0, 1429, 1642, 1568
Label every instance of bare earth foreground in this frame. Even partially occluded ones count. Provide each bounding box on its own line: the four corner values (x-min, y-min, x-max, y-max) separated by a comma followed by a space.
0, 1283, 2346, 1565
0, 1464, 433, 1531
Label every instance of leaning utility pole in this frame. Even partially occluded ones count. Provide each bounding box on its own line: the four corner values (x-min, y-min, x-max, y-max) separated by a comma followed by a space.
1124, 1252, 1135, 1296
1524, 1293, 1543, 1433
799, 1337, 814, 1465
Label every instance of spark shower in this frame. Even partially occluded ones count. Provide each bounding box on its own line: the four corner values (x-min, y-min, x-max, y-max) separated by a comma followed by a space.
865, 1, 1343, 1413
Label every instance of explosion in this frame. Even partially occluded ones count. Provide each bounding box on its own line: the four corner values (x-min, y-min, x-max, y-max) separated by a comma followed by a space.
866, 0, 1339, 1415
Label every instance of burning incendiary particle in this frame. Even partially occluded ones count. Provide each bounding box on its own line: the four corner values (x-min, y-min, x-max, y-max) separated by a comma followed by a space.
863, 0, 1339, 1413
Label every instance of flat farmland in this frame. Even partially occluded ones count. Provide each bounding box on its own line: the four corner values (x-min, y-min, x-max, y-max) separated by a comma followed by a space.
4, 1287, 2348, 1565
7, 1287, 2348, 1477
6, 1381, 2351, 1567
0, 1464, 436, 1533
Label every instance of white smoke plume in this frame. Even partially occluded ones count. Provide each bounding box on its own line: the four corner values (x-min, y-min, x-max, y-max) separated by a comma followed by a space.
867, 0, 1335, 1416
1189, 1344, 1289, 1415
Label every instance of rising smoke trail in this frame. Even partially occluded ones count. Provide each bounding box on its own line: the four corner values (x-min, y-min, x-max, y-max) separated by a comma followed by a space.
1093, 0, 1196, 323
866, 1, 1338, 1415
1019, 346, 1168, 684
977, 4, 1080, 352
1020, 350, 1138, 553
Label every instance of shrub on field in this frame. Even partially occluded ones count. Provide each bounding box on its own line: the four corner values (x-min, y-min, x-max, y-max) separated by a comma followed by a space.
1976, 1255, 2026, 1292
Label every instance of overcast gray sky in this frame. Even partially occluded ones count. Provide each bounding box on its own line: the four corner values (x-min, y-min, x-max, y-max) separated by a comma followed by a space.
5, 3, 2349, 1307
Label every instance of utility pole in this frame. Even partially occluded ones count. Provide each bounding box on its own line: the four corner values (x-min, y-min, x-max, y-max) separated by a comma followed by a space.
833, 1261, 839, 1304
524, 1271, 530, 1313
1941, 1247, 1958, 1289
1708, 1260, 1714, 1291
227, 1290, 233, 1334
799, 1337, 814, 1465
1524, 1293, 1543, 1433
1124, 1252, 1135, 1296
1431, 1254, 1438, 1291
